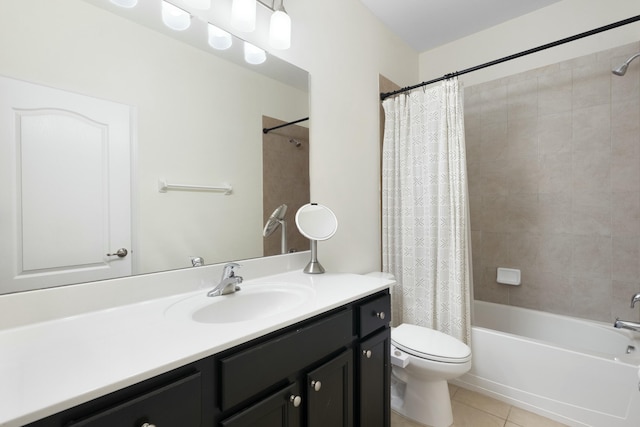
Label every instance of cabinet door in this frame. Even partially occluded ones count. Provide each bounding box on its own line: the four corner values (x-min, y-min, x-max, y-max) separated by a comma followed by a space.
306, 349, 353, 427
358, 329, 390, 427
221, 384, 302, 427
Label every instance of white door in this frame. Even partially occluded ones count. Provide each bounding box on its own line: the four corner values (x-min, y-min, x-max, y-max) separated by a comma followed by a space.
0, 76, 132, 293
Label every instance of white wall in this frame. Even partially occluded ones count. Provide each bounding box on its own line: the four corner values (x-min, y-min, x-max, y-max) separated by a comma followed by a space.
279, 0, 419, 273
419, 0, 640, 87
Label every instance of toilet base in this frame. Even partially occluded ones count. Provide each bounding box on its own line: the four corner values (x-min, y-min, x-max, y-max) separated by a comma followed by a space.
391, 379, 452, 427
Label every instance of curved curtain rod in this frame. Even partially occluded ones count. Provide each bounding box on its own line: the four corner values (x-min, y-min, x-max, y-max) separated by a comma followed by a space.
380, 14, 640, 101
263, 117, 309, 134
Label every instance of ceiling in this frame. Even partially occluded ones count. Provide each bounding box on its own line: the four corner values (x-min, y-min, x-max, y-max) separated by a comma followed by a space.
360, 0, 562, 53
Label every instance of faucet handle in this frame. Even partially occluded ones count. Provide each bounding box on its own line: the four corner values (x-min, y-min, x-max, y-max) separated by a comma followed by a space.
221, 262, 241, 278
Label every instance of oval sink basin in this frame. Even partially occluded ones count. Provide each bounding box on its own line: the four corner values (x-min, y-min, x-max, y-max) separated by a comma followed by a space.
166, 284, 315, 324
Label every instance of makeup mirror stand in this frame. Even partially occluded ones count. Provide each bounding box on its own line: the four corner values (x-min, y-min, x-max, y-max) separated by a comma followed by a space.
304, 240, 325, 274
295, 203, 338, 275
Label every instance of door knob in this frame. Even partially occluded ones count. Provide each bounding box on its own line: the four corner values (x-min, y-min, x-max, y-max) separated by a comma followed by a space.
310, 380, 322, 391
106, 248, 128, 258
290, 395, 302, 407
363, 349, 372, 358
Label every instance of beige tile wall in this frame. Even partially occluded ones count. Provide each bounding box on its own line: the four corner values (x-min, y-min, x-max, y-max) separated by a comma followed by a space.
465, 42, 640, 322
262, 116, 310, 257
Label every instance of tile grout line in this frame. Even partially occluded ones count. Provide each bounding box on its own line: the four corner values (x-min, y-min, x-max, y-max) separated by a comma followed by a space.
452, 400, 509, 425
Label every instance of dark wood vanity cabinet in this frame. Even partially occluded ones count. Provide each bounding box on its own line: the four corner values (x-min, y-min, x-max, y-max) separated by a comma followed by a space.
26, 290, 390, 427
216, 290, 390, 427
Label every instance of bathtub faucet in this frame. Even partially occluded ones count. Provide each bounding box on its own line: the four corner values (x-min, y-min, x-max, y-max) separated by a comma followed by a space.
614, 318, 640, 333
631, 292, 640, 308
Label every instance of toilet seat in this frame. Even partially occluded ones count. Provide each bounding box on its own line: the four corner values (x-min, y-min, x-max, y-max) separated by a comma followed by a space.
392, 323, 471, 363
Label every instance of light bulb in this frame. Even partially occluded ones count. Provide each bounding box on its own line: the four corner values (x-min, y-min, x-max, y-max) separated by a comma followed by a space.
244, 42, 266, 65
183, 0, 211, 9
161, 1, 191, 31
110, 0, 137, 7
208, 24, 232, 50
231, 0, 256, 33
269, 10, 291, 50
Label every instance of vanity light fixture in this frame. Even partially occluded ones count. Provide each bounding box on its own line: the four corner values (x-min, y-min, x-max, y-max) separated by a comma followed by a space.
231, 0, 257, 33
161, 1, 191, 31
269, 0, 291, 50
244, 41, 266, 64
110, 0, 138, 7
208, 24, 232, 50
183, 0, 211, 9
111, 0, 291, 59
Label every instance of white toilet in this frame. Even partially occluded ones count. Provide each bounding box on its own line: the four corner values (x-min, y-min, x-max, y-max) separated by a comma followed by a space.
390, 323, 472, 427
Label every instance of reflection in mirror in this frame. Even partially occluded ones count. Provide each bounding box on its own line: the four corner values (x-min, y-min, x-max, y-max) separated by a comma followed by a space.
295, 203, 338, 274
263, 204, 289, 249
262, 116, 309, 257
0, 0, 309, 294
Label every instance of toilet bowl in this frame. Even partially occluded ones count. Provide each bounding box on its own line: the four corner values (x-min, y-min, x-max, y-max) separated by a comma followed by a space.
391, 323, 472, 427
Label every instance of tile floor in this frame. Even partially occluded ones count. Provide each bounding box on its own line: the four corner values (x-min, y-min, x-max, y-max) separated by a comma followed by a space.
391, 384, 569, 427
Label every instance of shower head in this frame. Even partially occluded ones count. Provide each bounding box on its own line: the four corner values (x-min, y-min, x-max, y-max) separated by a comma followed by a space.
612, 52, 640, 76
263, 204, 287, 237
289, 138, 302, 147
613, 63, 630, 76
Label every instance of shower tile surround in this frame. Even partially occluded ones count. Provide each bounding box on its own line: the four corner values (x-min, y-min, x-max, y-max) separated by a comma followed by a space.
465, 41, 640, 323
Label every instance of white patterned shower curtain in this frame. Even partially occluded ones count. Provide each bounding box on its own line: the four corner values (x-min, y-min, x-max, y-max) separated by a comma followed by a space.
381, 78, 472, 344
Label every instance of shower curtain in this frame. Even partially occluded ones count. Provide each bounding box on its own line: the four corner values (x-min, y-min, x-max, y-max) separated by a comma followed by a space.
381, 78, 472, 344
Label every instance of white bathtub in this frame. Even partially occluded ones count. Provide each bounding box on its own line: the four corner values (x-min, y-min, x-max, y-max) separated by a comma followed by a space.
451, 301, 640, 427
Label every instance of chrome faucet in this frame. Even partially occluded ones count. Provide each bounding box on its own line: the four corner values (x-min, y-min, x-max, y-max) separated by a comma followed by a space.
207, 262, 243, 297
614, 292, 640, 332
631, 292, 640, 308
614, 318, 640, 333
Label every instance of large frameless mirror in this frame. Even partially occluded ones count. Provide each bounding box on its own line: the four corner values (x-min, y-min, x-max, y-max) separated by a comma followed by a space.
0, 0, 309, 294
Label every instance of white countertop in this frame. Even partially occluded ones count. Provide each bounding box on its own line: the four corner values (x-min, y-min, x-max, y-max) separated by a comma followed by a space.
0, 270, 392, 426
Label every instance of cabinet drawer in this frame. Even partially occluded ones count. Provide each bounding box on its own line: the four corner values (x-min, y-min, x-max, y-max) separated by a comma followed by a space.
358, 293, 390, 338
219, 309, 353, 411
68, 372, 201, 427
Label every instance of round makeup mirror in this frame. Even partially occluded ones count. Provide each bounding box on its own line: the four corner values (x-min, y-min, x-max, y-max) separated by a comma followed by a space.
295, 203, 338, 240
295, 203, 338, 274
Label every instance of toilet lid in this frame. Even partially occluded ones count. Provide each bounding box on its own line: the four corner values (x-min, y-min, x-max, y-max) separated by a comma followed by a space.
391, 323, 471, 363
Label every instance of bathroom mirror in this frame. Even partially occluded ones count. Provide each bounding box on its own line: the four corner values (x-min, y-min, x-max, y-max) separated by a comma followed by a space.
295, 203, 338, 274
0, 0, 309, 294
